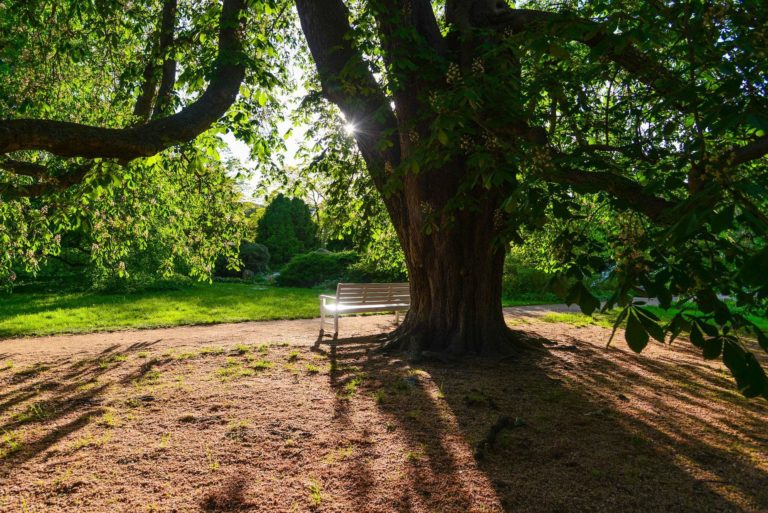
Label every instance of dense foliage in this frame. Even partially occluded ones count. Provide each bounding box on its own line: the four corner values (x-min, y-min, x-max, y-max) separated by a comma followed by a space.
0, 0, 291, 289
6, 145, 250, 292
215, 241, 270, 278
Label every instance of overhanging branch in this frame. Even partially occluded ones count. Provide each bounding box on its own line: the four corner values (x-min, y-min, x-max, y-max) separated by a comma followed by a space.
466, 6, 695, 113
0, 157, 49, 179
540, 163, 677, 222
0, 162, 93, 199
0, 0, 246, 161
732, 135, 768, 166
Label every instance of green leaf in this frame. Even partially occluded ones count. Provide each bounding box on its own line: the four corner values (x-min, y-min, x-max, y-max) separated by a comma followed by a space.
625, 309, 649, 353
755, 327, 768, 353
666, 313, 691, 344
565, 281, 600, 315
702, 336, 723, 360
635, 307, 665, 343
739, 246, 768, 287
690, 322, 706, 348
722, 340, 768, 398
709, 204, 735, 233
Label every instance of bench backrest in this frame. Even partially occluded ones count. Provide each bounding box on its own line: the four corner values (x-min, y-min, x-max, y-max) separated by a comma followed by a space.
335, 283, 410, 305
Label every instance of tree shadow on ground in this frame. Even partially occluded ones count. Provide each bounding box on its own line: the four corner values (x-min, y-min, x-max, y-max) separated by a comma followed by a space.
0, 339, 166, 475
316, 330, 768, 513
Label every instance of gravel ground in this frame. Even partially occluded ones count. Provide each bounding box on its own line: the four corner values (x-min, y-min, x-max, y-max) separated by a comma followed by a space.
0, 308, 766, 513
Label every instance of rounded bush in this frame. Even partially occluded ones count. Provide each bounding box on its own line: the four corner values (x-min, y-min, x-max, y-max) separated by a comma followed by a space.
502, 254, 552, 297
276, 251, 358, 287
240, 243, 270, 273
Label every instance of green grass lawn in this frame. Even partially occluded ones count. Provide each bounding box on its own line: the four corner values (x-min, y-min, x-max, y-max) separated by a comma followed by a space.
3, 282, 763, 340
0, 283, 326, 338
501, 297, 560, 307
0, 283, 558, 339
540, 305, 768, 333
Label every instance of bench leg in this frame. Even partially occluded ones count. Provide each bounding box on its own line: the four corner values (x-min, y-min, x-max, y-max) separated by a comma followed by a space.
395, 310, 400, 325
334, 314, 339, 339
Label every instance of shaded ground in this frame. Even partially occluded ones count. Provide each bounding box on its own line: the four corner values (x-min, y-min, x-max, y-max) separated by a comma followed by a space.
0, 308, 766, 512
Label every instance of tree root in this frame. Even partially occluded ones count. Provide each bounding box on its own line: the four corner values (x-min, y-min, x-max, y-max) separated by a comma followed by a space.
378, 322, 539, 362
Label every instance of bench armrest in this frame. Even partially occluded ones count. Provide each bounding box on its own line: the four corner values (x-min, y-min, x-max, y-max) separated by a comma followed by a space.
319, 294, 337, 303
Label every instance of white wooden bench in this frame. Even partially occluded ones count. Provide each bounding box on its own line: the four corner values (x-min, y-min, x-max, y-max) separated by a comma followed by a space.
319, 283, 410, 338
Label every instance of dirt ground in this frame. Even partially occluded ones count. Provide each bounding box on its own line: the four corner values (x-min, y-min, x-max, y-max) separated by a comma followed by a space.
0, 307, 766, 513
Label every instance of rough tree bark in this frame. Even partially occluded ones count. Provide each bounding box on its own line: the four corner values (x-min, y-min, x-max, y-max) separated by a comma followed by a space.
394, 189, 515, 357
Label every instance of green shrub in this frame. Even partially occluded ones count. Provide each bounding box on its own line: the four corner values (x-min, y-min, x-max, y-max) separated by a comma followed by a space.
502, 253, 614, 302
345, 259, 407, 283
276, 251, 358, 287
256, 194, 318, 264
214, 242, 270, 278
215, 243, 270, 278
345, 225, 408, 283
91, 273, 194, 294
502, 254, 553, 298
240, 243, 270, 273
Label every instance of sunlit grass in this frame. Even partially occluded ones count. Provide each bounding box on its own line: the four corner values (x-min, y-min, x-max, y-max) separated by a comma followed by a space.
0, 283, 326, 338
540, 305, 768, 333
4, 281, 763, 341
540, 311, 616, 328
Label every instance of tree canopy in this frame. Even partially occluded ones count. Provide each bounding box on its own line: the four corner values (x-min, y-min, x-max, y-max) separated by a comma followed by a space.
1, 0, 767, 399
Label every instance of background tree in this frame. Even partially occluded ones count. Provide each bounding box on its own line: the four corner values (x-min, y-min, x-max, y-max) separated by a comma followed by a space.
259, 91, 407, 277
12, 144, 251, 292
255, 193, 318, 264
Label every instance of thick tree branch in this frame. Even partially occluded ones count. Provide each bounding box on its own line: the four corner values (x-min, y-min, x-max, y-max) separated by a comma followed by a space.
0, 162, 93, 199
295, 0, 401, 190
578, 143, 660, 164
0, 157, 49, 179
544, 136, 767, 222
153, 0, 179, 118
731, 135, 768, 166
0, 0, 246, 161
372, 0, 446, 151
376, 0, 445, 56
458, 4, 694, 113
540, 163, 677, 222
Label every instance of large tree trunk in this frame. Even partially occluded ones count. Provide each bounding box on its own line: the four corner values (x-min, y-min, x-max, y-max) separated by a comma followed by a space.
384, 166, 519, 359
394, 218, 515, 358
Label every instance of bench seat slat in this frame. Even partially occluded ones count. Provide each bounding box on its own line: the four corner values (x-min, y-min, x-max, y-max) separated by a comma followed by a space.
320, 283, 411, 337
324, 303, 410, 313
